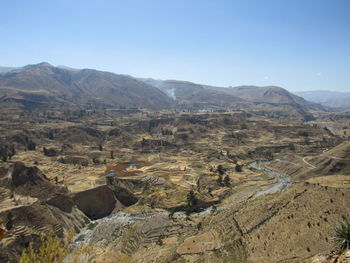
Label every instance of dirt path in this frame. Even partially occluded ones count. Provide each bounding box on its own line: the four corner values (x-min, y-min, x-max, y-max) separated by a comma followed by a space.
302, 157, 316, 169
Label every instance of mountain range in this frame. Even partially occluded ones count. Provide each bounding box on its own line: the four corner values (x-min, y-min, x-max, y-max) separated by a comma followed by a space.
141, 79, 320, 120
296, 90, 350, 109
0, 63, 325, 120
0, 63, 172, 109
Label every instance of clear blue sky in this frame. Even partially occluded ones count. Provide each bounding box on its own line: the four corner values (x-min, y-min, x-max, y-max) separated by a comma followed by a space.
1, 0, 350, 91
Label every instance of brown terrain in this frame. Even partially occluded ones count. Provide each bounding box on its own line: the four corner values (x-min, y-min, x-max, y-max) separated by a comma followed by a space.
0, 64, 349, 263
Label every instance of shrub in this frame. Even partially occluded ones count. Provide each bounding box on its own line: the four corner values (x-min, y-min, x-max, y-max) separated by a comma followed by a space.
333, 220, 350, 251
224, 175, 231, 187
235, 164, 243, 172
19, 231, 92, 263
187, 190, 198, 207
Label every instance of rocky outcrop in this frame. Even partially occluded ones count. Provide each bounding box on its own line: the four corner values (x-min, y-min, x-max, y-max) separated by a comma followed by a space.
10, 134, 36, 151
46, 194, 75, 213
112, 185, 138, 207
6, 162, 68, 199
0, 142, 15, 162
10, 162, 47, 187
0, 163, 90, 263
72, 185, 120, 220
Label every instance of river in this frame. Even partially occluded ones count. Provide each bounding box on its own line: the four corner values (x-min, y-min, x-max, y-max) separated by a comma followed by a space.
73, 160, 291, 245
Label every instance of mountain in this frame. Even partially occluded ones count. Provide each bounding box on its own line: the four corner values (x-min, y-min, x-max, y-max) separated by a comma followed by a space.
141, 79, 248, 109
142, 79, 320, 120
0, 63, 324, 120
295, 90, 350, 109
0, 63, 173, 109
222, 86, 315, 107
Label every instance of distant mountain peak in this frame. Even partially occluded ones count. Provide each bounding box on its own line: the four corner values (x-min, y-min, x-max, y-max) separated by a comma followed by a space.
23, 62, 53, 70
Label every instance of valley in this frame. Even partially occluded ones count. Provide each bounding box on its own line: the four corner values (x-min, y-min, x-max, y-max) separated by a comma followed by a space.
0, 64, 349, 263
1, 102, 349, 262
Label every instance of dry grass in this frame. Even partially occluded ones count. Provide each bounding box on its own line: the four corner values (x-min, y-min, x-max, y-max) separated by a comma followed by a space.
19, 231, 93, 263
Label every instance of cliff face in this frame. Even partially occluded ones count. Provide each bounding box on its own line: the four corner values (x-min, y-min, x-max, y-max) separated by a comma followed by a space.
73, 185, 120, 220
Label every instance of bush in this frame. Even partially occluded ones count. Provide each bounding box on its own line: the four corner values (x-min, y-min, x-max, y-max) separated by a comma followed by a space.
187, 190, 198, 207
333, 220, 350, 251
235, 164, 243, 172
19, 231, 92, 263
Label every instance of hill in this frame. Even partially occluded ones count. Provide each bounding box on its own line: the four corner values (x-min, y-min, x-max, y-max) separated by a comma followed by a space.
142, 79, 320, 120
142, 79, 248, 109
222, 86, 318, 109
0, 63, 173, 110
305, 141, 350, 177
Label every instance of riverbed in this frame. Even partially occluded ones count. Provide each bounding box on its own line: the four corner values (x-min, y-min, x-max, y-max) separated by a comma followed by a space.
73, 161, 291, 246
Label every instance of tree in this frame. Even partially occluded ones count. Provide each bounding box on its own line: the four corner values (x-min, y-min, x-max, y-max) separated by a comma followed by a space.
235, 164, 243, 172
217, 174, 223, 186
217, 164, 225, 175
187, 190, 198, 207
224, 175, 231, 187
27, 140, 36, 151
110, 151, 114, 159
288, 143, 296, 151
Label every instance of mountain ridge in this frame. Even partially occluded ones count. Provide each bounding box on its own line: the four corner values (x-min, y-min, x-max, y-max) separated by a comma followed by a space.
0, 63, 173, 110
0, 63, 324, 120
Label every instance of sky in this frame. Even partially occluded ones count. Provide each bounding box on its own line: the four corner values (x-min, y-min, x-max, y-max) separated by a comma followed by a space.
1, 0, 350, 92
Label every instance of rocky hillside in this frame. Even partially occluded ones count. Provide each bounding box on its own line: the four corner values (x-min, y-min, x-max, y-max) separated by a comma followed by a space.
305, 141, 350, 177
0, 162, 138, 263
0, 63, 173, 110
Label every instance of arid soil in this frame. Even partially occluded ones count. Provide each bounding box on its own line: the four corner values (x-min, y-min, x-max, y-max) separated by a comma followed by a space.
0, 109, 349, 262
